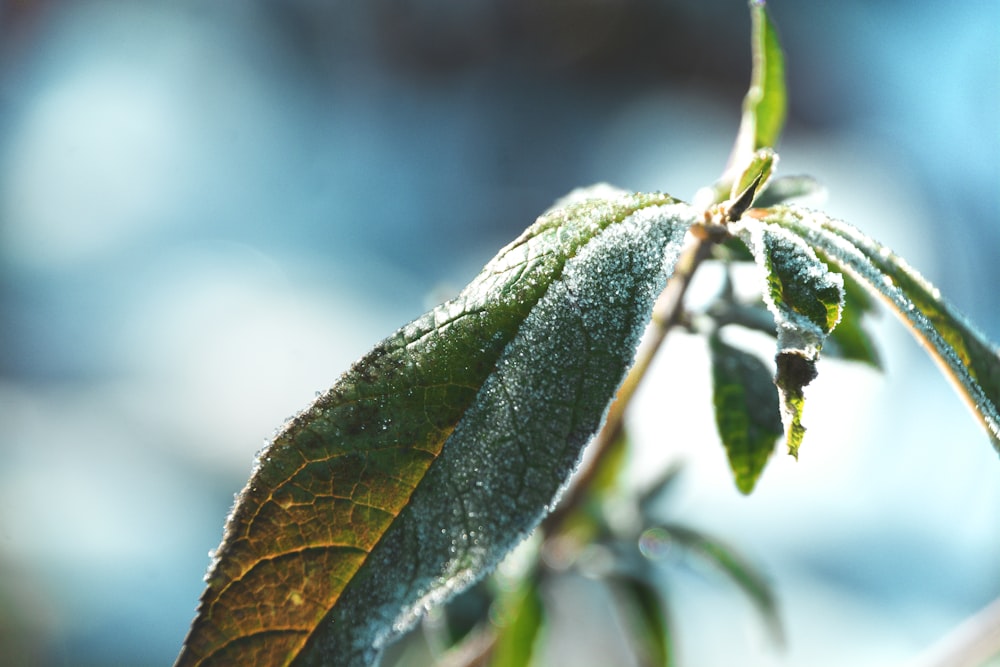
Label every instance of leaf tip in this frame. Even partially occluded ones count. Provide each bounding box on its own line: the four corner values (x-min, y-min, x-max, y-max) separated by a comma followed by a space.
775, 351, 815, 459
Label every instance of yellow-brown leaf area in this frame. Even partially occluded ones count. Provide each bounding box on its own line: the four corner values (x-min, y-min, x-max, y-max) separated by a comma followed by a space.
177, 410, 456, 667
176, 191, 681, 667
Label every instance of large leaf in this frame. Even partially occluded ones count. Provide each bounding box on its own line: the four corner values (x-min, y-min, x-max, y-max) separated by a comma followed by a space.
760, 206, 1000, 452
175, 187, 697, 667
732, 217, 845, 457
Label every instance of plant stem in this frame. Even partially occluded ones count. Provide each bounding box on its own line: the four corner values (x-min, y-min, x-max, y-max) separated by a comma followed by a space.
541, 234, 713, 536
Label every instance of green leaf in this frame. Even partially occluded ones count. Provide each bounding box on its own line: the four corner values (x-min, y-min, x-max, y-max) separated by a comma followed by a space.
723, 148, 778, 223
709, 333, 783, 494
729, 1, 787, 176
606, 574, 673, 667
649, 524, 783, 645
704, 1, 787, 208
730, 148, 777, 209
489, 578, 545, 667
732, 217, 844, 457
761, 206, 1000, 452
175, 187, 697, 667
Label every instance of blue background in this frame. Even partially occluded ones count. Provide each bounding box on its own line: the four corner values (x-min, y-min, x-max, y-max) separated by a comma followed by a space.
1, 1, 998, 665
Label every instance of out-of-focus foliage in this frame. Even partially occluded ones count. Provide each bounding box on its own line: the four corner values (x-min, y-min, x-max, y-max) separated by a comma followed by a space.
175, 2, 1000, 665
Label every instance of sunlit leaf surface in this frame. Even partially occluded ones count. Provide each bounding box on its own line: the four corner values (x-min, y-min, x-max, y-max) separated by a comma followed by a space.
762, 206, 1000, 452
175, 188, 696, 667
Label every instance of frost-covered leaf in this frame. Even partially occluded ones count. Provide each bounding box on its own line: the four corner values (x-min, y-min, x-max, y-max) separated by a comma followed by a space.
762, 206, 1000, 452
733, 218, 844, 457
709, 333, 783, 494
175, 189, 697, 667
489, 578, 545, 667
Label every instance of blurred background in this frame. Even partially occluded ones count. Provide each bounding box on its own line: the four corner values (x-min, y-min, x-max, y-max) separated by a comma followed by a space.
1, 0, 998, 665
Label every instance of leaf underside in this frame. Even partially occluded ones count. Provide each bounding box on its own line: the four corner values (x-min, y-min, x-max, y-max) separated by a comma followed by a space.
175, 189, 697, 667
761, 206, 1000, 453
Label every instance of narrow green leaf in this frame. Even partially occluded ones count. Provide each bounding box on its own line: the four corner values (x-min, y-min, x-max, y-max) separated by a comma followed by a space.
606, 574, 673, 667
175, 188, 697, 667
732, 218, 845, 457
709, 333, 783, 494
706, 1, 788, 208
489, 579, 545, 667
730, 0, 787, 174
653, 523, 783, 645
762, 206, 1000, 452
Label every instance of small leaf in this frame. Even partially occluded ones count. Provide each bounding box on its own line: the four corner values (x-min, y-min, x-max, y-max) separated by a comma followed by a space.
589, 426, 631, 500
729, 148, 777, 216
729, 0, 787, 175
606, 574, 673, 667
653, 523, 783, 645
489, 579, 545, 667
762, 206, 1000, 452
176, 189, 698, 667
733, 218, 844, 457
709, 333, 783, 494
